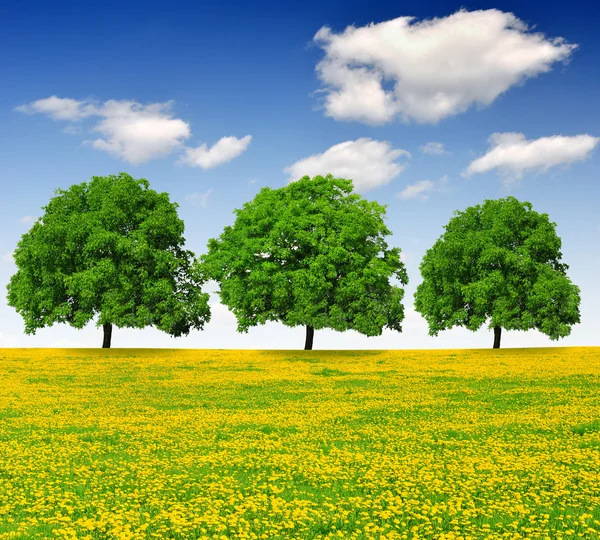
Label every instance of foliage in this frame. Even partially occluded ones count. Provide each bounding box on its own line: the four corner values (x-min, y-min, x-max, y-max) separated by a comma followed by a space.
6, 173, 210, 340
200, 174, 408, 337
414, 196, 580, 340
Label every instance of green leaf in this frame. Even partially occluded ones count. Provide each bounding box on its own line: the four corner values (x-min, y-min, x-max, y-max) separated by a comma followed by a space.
6, 173, 211, 343
199, 174, 408, 342
414, 196, 580, 344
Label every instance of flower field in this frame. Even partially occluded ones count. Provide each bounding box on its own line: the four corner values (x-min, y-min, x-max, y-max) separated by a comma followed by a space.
0, 347, 599, 540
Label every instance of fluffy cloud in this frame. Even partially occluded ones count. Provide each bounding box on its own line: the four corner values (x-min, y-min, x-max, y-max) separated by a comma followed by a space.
185, 189, 214, 207
88, 100, 191, 164
17, 96, 190, 164
398, 175, 448, 200
179, 136, 252, 169
420, 142, 448, 155
16, 96, 251, 168
16, 96, 97, 120
398, 180, 434, 200
19, 215, 35, 223
464, 133, 599, 181
313, 9, 577, 124
284, 138, 410, 192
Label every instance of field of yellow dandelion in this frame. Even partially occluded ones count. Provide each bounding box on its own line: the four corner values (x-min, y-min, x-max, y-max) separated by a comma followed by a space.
1, 347, 599, 539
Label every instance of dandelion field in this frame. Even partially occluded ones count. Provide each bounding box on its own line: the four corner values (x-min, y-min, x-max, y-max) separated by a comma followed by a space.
1, 347, 599, 540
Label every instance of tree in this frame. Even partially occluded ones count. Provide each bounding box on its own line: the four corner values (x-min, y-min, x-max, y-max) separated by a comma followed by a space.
414, 196, 580, 348
7, 173, 211, 348
199, 174, 408, 350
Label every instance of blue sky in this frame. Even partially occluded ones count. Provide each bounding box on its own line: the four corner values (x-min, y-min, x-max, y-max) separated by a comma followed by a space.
1, 0, 598, 349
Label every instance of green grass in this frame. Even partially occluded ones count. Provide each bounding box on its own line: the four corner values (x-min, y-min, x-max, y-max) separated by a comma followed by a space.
0, 347, 599, 539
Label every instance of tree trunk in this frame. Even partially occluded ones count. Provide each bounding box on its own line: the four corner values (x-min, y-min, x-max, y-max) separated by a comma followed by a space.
304, 325, 314, 351
493, 326, 501, 349
102, 323, 112, 349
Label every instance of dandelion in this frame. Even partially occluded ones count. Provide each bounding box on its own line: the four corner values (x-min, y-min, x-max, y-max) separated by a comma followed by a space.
0, 347, 598, 538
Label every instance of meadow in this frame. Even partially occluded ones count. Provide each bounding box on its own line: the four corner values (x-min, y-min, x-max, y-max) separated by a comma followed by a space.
0, 347, 599, 540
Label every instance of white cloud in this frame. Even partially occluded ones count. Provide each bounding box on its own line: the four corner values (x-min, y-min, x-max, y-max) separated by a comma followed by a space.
398, 180, 435, 200
284, 138, 410, 192
15, 96, 97, 121
179, 135, 252, 169
464, 133, 599, 181
3, 252, 14, 264
19, 215, 35, 223
313, 9, 577, 124
17, 96, 191, 164
420, 142, 448, 155
398, 175, 448, 200
17, 96, 251, 168
87, 100, 191, 164
185, 189, 214, 208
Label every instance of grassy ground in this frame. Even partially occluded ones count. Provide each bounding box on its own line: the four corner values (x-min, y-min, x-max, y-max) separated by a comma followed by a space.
0, 347, 599, 539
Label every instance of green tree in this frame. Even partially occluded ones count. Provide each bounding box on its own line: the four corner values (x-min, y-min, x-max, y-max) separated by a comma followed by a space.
199, 174, 408, 350
7, 173, 210, 348
414, 196, 580, 348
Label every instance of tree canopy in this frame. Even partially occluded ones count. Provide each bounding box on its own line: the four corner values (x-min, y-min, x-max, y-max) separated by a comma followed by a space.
199, 174, 408, 349
414, 196, 580, 348
7, 173, 210, 347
